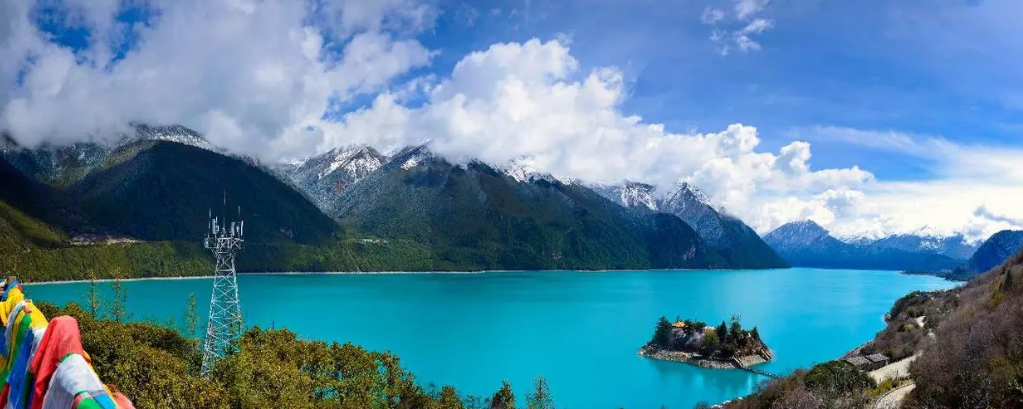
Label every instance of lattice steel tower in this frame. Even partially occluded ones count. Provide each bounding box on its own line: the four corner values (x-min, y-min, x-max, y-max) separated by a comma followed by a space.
200, 206, 244, 378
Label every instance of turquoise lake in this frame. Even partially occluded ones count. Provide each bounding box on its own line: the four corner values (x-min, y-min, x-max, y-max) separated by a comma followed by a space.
25, 269, 956, 408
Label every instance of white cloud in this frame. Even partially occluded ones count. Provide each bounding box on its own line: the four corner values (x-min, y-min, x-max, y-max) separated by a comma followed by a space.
702, 1, 774, 55
313, 39, 871, 234
701, 8, 725, 25
789, 126, 1023, 242
2, 0, 1010, 242
735, 18, 773, 51
735, 0, 770, 20
0, 0, 435, 158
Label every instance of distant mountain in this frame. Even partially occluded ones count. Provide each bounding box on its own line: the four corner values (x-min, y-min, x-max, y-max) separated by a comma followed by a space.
764, 220, 846, 256
279, 145, 387, 212
966, 230, 1023, 274
850, 230, 977, 260
764, 220, 963, 271
331, 146, 730, 270
592, 181, 787, 269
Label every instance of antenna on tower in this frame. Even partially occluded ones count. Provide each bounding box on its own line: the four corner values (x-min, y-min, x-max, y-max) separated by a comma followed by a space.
201, 193, 245, 379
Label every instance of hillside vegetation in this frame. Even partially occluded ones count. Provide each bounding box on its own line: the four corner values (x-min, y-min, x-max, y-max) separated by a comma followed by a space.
722, 247, 1023, 409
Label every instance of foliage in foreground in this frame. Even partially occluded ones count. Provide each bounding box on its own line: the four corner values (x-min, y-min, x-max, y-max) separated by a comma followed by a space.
35, 301, 555, 409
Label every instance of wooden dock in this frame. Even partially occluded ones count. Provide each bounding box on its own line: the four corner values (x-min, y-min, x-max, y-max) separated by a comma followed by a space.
732, 353, 780, 378
739, 365, 780, 378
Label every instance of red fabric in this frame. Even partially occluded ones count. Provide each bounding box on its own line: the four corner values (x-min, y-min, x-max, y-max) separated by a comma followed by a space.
28, 316, 86, 409
112, 392, 135, 409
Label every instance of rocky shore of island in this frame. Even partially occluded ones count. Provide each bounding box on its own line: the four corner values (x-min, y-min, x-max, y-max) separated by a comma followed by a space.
638, 345, 772, 369
638, 315, 774, 371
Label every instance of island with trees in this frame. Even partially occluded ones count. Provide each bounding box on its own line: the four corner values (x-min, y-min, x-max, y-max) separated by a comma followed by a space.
639, 315, 773, 369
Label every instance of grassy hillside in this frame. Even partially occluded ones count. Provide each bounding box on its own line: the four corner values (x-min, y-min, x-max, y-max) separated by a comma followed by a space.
0, 156, 69, 253
0, 201, 66, 253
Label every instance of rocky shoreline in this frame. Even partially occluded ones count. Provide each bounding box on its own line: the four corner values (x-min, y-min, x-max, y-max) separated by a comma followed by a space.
637, 345, 770, 369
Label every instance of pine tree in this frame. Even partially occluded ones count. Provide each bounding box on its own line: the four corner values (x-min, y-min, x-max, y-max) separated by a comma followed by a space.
651, 316, 673, 348
716, 321, 728, 343
526, 376, 554, 409
86, 270, 102, 318
184, 292, 199, 336
110, 278, 128, 323
490, 380, 516, 409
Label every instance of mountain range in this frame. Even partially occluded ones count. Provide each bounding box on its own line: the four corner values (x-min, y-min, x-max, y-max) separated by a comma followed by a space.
6, 123, 1010, 279
0, 124, 791, 279
764, 220, 969, 272
324, 146, 729, 270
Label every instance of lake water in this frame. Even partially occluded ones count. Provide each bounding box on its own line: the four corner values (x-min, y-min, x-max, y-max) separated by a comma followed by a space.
25, 269, 956, 408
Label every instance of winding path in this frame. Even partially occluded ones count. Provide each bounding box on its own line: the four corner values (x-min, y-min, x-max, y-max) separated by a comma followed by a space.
874, 382, 915, 409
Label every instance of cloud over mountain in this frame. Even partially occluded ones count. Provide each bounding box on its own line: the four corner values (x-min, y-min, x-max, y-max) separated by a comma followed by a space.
1, 0, 1020, 241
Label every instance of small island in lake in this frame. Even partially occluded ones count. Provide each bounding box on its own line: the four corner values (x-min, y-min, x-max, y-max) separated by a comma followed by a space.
638, 315, 773, 369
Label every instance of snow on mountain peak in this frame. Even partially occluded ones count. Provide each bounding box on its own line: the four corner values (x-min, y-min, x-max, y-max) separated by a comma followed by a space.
501, 157, 574, 185
661, 181, 715, 214
619, 181, 658, 210
128, 124, 217, 151
318, 145, 383, 181
907, 224, 955, 239
677, 181, 711, 204
771, 219, 830, 239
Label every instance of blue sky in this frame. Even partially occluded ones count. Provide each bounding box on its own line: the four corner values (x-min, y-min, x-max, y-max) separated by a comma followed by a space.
21, 0, 1019, 178
410, 0, 1021, 181
3, 0, 1023, 239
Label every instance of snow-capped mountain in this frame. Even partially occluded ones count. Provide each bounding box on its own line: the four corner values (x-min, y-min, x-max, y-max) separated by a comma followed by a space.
589, 181, 657, 211
328, 144, 734, 270
280, 144, 387, 211
126, 123, 218, 151
835, 224, 978, 261
592, 180, 787, 268
763, 220, 838, 252
966, 230, 1023, 273
0, 124, 223, 186
500, 157, 576, 186
764, 220, 964, 271
659, 182, 730, 246
871, 232, 977, 260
